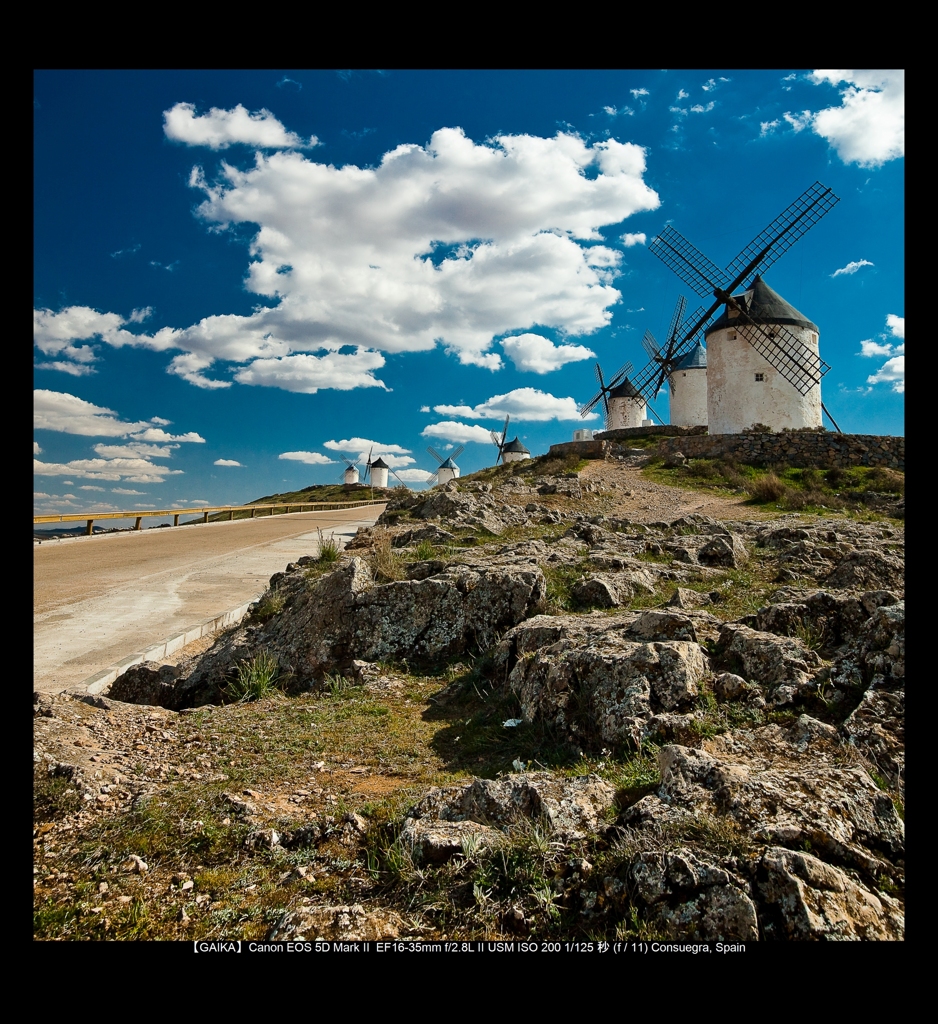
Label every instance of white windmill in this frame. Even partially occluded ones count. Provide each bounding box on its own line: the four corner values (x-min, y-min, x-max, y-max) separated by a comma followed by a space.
491, 416, 530, 464
579, 361, 658, 431
639, 296, 708, 427
645, 181, 843, 434
340, 456, 361, 487
427, 445, 465, 485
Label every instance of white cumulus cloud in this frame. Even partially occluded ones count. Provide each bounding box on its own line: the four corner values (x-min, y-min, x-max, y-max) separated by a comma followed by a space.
620, 232, 646, 247
421, 422, 497, 445
860, 313, 905, 393
214, 459, 242, 467
809, 70, 904, 167
394, 468, 435, 483
278, 451, 336, 465
832, 259, 875, 277
501, 334, 595, 374
432, 387, 595, 422
36, 125, 660, 389
867, 356, 904, 393
163, 102, 318, 150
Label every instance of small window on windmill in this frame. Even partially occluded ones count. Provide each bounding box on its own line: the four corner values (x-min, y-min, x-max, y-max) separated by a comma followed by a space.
728, 331, 737, 339
755, 372, 765, 382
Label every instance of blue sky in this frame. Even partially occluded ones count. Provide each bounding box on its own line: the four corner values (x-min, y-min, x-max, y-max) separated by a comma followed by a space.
34, 69, 904, 520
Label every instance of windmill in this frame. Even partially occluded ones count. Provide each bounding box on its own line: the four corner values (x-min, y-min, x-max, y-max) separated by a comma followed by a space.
638, 295, 708, 427
427, 445, 465, 485
644, 180, 842, 433
339, 456, 361, 487
491, 416, 530, 464
579, 360, 652, 431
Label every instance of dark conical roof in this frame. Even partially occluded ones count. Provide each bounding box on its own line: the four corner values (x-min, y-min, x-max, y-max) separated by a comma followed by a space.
608, 377, 642, 399
673, 341, 707, 370
502, 437, 530, 453
705, 276, 818, 338
439, 457, 458, 469
371, 457, 389, 469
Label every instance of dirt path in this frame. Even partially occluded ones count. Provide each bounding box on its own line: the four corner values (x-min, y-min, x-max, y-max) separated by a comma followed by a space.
575, 459, 772, 522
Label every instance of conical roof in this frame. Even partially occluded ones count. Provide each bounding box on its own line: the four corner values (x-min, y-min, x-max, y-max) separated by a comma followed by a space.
502, 437, 530, 453
608, 377, 642, 399
439, 457, 458, 469
705, 276, 818, 338
371, 457, 389, 469
673, 341, 707, 370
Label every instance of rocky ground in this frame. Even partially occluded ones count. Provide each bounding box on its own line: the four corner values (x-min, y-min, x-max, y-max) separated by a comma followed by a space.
34, 452, 904, 941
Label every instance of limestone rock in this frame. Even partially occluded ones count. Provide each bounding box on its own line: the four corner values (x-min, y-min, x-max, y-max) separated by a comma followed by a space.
496, 615, 709, 748
400, 819, 499, 864
407, 773, 616, 842
824, 550, 905, 594
758, 847, 903, 940
267, 904, 404, 941
716, 623, 822, 705
697, 533, 749, 568
629, 848, 759, 942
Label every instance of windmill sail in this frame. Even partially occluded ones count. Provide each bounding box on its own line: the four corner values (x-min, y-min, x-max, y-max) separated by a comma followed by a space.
647, 181, 839, 401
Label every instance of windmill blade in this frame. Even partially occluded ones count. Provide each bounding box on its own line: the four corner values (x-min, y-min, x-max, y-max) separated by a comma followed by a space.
500, 415, 510, 447
451, 445, 465, 461
606, 360, 634, 390
733, 313, 831, 395
490, 430, 504, 447
426, 446, 444, 465
666, 295, 688, 345
390, 469, 408, 487
631, 307, 716, 402
649, 225, 726, 298
723, 181, 840, 291
642, 329, 660, 359
579, 388, 606, 418
594, 362, 606, 389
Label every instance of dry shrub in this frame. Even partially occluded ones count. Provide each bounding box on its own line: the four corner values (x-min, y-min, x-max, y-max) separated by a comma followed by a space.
748, 473, 786, 503
371, 530, 405, 583
866, 467, 904, 495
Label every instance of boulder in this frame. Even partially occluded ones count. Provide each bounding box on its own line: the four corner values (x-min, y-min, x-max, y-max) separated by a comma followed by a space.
757, 847, 904, 940
628, 848, 759, 942
406, 772, 616, 847
824, 550, 905, 594
716, 623, 822, 705
698, 533, 749, 568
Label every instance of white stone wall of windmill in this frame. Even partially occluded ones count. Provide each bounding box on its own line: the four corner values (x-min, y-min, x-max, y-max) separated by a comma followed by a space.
647, 180, 843, 435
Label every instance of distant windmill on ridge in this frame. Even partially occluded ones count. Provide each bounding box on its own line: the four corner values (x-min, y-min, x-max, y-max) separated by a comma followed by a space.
643, 180, 843, 434
579, 361, 655, 431
340, 456, 361, 487
427, 445, 464, 486
491, 416, 530, 464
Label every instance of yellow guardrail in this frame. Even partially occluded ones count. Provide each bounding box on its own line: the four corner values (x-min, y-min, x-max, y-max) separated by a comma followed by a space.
34, 500, 387, 536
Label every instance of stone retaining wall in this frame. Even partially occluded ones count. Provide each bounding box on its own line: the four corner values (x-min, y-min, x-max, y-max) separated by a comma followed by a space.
655, 432, 904, 470
594, 425, 708, 441
547, 440, 617, 459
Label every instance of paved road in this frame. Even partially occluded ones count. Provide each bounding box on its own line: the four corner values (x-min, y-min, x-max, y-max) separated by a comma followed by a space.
34, 505, 384, 693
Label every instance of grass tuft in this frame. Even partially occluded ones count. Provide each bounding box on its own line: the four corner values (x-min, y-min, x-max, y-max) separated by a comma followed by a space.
224, 651, 280, 703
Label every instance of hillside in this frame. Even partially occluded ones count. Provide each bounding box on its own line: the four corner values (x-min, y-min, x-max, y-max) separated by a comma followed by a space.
34, 447, 904, 942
